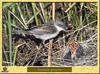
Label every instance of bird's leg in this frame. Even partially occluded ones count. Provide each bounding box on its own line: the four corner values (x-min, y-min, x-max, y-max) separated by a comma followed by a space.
43, 41, 45, 46
48, 39, 53, 66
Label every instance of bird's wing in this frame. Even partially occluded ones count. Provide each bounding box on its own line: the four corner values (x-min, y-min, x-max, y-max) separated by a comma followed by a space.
29, 25, 57, 35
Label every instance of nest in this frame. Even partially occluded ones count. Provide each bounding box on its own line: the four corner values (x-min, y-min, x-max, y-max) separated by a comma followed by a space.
10, 33, 97, 66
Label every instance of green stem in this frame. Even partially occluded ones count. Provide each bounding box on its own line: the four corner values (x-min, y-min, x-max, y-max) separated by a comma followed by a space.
8, 10, 12, 66
13, 48, 18, 66
32, 3, 38, 26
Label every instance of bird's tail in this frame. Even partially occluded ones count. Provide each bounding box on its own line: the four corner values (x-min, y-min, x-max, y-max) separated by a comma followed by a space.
12, 29, 29, 36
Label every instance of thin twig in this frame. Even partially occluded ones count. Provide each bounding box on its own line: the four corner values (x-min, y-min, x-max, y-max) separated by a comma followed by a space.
31, 45, 42, 65
9, 11, 27, 29
16, 3, 28, 29
52, 3, 55, 21
39, 3, 46, 23
32, 3, 38, 26
80, 33, 97, 44
66, 20, 97, 37
13, 43, 25, 65
48, 40, 53, 66
65, 3, 76, 13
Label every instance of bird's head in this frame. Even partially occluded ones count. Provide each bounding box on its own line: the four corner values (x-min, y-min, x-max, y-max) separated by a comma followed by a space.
54, 21, 67, 32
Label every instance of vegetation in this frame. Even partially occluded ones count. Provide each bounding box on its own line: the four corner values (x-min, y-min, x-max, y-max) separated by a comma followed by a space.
2, 2, 97, 66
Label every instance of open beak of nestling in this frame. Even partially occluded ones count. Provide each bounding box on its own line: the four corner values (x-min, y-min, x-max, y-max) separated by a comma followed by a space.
63, 28, 68, 32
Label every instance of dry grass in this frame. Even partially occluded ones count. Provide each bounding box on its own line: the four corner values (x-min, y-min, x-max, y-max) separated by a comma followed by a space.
2, 2, 97, 66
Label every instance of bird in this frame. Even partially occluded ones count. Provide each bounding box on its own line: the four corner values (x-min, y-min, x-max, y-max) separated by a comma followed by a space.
13, 21, 68, 44
63, 39, 84, 61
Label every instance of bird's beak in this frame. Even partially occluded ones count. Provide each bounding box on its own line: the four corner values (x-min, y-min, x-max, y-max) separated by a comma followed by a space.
63, 27, 68, 32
